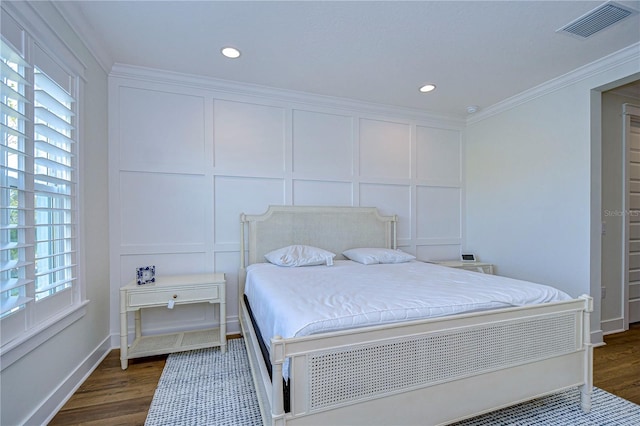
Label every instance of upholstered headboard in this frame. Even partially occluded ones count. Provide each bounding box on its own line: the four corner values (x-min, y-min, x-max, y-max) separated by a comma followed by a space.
240, 205, 397, 266
238, 205, 397, 300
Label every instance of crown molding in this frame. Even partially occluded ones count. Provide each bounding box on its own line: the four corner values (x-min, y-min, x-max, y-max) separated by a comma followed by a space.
52, 1, 113, 74
109, 63, 466, 128
467, 42, 640, 125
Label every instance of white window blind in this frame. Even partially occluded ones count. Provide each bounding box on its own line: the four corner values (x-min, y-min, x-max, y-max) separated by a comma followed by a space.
1, 38, 33, 320
33, 63, 76, 302
1, 31, 79, 346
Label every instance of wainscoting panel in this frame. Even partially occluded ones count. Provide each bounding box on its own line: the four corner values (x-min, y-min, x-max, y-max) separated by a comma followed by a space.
109, 65, 465, 336
359, 183, 412, 240
213, 99, 286, 174
119, 87, 207, 173
416, 186, 462, 240
416, 125, 461, 184
417, 244, 463, 262
119, 171, 208, 248
213, 176, 285, 245
359, 118, 412, 179
292, 109, 354, 177
292, 180, 353, 206
119, 253, 209, 285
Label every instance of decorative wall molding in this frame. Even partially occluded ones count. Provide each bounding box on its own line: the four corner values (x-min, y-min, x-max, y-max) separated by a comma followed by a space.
108, 67, 467, 339
468, 42, 640, 124
109, 63, 465, 129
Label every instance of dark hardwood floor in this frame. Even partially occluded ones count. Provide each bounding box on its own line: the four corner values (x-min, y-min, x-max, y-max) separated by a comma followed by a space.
593, 322, 640, 405
48, 352, 168, 426
50, 326, 640, 425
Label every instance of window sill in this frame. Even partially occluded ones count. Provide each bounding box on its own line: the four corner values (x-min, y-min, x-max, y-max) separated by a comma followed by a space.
0, 300, 90, 371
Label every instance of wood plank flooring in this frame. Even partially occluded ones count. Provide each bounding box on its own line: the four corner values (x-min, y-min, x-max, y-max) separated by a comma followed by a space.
593, 322, 640, 405
50, 326, 640, 425
48, 352, 168, 426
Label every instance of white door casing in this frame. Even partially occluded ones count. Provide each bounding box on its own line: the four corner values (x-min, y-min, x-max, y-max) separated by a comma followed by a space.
623, 103, 640, 326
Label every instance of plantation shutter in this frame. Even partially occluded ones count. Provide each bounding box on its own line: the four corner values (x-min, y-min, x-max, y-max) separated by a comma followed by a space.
1, 33, 79, 343
1, 38, 33, 321
32, 44, 77, 308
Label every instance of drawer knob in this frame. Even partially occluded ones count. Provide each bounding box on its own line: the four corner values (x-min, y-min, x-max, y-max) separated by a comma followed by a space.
172, 294, 177, 299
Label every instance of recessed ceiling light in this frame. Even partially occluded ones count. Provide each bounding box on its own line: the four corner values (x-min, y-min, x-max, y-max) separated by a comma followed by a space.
221, 47, 241, 59
419, 84, 436, 93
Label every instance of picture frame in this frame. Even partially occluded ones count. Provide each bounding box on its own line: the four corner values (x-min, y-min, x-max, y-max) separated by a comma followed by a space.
136, 265, 156, 285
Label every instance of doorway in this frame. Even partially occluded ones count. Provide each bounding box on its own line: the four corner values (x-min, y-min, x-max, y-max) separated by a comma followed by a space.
624, 103, 640, 327
600, 79, 640, 335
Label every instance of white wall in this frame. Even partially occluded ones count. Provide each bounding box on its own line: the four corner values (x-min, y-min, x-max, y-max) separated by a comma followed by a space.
464, 46, 640, 342
0, 2, 110, 426
108, 67, 466, 341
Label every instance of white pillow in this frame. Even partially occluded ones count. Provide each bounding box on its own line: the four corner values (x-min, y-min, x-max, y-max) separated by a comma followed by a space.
264, 245, 335, 267
343, 248, 416, 265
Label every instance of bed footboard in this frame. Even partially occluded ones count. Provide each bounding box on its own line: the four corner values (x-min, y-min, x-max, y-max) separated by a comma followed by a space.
260, 296, 592, 426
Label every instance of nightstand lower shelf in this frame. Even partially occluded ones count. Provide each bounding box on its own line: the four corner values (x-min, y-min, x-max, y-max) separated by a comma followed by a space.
127, 327, 223, 359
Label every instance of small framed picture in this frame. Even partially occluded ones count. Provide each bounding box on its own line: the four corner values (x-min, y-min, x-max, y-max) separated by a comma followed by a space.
136, 265, 156, 285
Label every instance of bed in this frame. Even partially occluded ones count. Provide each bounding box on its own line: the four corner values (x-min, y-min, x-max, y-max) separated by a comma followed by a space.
238, 205, 593, 426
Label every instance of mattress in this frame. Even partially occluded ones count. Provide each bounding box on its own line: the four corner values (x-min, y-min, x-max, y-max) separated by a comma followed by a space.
244, 260, 572, 348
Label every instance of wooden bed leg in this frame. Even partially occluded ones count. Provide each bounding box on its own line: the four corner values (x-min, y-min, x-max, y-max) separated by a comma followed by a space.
238, 267, 246, 337
580, 295, 594, 413
239, 214, 247, 337
271, 336, 286, 424
580, 338, 594, 413
580, 383, 592, 413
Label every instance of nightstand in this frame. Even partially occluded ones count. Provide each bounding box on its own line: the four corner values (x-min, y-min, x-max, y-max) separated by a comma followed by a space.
120, 273, 226, 369
431, 261, 494, 274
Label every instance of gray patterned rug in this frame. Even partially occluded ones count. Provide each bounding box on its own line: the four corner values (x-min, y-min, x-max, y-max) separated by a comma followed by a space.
146, 338, 640, 425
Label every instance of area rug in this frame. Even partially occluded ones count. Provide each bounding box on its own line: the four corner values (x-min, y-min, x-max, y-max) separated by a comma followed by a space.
146, 338, 640, 425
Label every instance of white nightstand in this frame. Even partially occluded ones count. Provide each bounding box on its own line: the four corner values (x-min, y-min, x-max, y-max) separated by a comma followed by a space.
120, 273, 226, 369
431, 261, 494, 275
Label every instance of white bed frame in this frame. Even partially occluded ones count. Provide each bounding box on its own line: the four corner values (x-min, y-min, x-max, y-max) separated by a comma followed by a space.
238, 205, 593, 426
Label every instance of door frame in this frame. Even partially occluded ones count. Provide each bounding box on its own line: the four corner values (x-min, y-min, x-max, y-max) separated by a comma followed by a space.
622, 103, 640, 329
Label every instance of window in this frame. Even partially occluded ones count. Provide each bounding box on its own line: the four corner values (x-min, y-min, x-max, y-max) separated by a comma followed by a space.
1, 16, 82, 355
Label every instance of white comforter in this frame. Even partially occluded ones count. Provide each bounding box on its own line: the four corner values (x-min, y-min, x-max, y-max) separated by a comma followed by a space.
244, 260, 572, 346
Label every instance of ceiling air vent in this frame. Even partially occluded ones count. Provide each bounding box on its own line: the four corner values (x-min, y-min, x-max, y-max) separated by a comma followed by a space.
558, 1, 637, 38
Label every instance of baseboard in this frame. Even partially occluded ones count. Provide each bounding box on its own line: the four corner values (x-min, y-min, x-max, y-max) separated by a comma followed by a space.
26, 335, 112, 426
591, 328, 604, 346
630, 299, 640, 323
601, 317, 625, 336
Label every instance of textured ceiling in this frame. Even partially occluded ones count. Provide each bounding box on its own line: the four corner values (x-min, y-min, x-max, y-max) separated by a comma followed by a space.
57, 1, 640, 118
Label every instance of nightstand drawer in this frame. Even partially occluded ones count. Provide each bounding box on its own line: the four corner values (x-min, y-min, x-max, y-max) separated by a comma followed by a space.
128, 285, 220, 307
431, 261, 494, 275
459, 264, 493, 274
